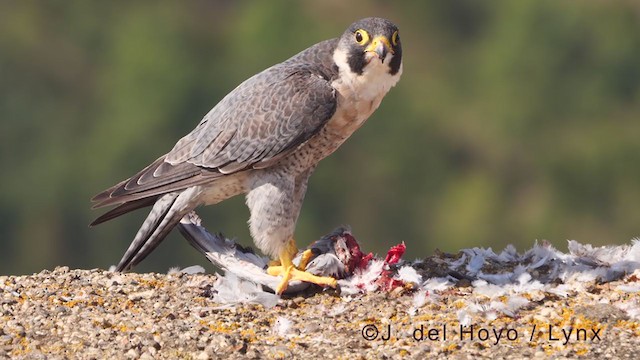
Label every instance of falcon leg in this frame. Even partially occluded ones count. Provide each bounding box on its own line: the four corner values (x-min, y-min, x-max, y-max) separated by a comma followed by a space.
267, 238, 337, 294
247, 169, 335, 294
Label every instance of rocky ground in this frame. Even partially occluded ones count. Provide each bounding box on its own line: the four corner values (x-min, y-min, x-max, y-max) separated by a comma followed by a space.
1, 267, 639, 359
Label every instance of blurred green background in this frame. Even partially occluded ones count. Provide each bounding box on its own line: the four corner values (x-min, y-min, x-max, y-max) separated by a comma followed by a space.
1, 0, 639, 275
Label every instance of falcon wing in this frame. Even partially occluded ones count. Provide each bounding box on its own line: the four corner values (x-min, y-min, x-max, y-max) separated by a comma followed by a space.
91, 62, 336, 211
167, 63, 337, 172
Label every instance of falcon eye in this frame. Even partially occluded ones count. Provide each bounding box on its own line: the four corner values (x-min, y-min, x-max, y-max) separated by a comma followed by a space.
392, 31, 399, 46
354, 29, 369, 45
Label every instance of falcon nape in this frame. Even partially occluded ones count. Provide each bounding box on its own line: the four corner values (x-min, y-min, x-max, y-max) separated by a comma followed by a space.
91, 17, 403, 294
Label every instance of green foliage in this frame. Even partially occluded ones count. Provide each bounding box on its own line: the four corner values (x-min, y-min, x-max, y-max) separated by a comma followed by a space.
1, 0, 639, 274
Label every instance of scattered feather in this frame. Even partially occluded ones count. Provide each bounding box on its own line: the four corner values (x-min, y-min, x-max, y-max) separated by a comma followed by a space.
496, 244, 518, 262
504, 296, 530, 317
466, 253, 485, 275
326, 303, 348, 317
209, 273, 279, 308
167, 267, 181, 275
395, 265, 422, 286
180, 265, 205, 275
547, 284, 572, 297
457, 309, 473, 326
448, 254, 467, 268
473, 280, 506, 299
617, 284, 640, 293
422, 277, 452, 292
339, 259, 385, 294
407, 290, 428, 316
272, 316, 293, 337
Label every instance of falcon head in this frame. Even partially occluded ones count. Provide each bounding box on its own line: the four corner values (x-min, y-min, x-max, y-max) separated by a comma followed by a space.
334, 17, 403, 78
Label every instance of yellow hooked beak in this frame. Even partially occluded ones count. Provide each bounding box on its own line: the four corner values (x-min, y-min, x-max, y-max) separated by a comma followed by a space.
365, 36, 394, 61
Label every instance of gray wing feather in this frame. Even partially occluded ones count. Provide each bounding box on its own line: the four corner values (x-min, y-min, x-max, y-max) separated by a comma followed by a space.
167, 64, 336, 172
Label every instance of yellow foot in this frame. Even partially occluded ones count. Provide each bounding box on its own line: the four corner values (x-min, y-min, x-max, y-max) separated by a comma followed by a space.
266, 238, 337, 295
297, 249, 315, 271
267, 264, 338, 294
268, 259, 281, 267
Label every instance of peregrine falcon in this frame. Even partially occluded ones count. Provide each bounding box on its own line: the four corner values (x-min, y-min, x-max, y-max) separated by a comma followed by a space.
91, 17, 403, 294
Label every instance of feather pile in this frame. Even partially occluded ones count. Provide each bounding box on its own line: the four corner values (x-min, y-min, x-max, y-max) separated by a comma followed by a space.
177, 212, 640, 314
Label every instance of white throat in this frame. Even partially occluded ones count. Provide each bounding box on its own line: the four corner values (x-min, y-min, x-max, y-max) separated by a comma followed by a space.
332, 47, 402, 102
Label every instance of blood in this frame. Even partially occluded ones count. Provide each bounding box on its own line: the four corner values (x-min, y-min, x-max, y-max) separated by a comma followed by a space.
343, 232, 408, 292
344, 232, 373, 273
377, 242, 407, 291
384, 242, 406, 265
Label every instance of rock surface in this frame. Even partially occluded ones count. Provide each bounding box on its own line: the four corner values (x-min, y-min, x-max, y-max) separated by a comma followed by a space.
1, 267, 639, 359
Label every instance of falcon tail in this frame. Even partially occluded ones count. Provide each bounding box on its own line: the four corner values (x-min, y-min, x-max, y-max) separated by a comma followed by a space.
115, 191, 194, 271
90, 197, 158, 226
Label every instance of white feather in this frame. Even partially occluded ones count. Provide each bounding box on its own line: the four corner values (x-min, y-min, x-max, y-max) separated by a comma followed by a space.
422, 277, 453, 292
395, 265, 422, 286
180, 265, 205, 275
457, 309, 473, 327
210, 273, 279, 308
272, 316, 293, 337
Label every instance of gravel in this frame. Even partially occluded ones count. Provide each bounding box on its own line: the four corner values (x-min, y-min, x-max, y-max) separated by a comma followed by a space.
1, 266, 640, 359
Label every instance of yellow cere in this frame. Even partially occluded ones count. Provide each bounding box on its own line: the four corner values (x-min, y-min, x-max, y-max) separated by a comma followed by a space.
365, 36, 394, 54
